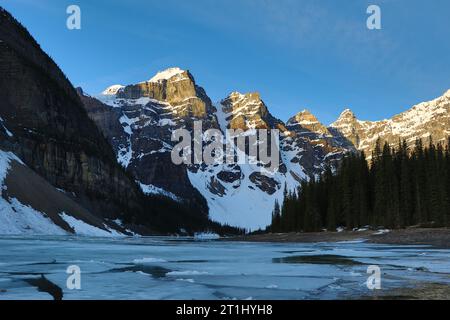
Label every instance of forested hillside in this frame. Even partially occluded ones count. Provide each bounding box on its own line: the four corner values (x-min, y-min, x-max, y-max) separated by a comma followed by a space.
271, 138, 450, 232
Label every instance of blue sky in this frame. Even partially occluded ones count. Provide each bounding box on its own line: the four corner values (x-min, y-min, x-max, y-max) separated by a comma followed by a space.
2, 0, 449, 124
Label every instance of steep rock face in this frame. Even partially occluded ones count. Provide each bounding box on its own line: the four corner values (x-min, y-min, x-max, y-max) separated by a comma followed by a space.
77, 88, 129, 162
92, 68, 216, 216
117, 68, 216, 120
219, 92, 286, 131
0, 8, 143, 222
331, 91, 450, 158
282, 109, 353, 179
287, 110, 330, 136
77, 88, 124, 140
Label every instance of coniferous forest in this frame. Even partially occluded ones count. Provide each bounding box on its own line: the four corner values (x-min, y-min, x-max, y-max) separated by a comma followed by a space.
270, 138, 450, 233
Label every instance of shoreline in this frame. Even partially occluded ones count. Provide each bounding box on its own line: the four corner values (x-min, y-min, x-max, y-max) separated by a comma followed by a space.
359, 282, 450, 300
226, 228, 450, 248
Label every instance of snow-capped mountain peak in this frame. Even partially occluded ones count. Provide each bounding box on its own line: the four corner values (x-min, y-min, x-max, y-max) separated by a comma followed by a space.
227, 91, 246, 99
219, 91, 280, 130
149, 67, 187, 83
102, 84, 124, 95
329, 108, 358, 134
224, 91, 262, 105
334, 108, 356, 122
287, 109, 318, 125
287, 109, 330, 136
330, 89, 450, 156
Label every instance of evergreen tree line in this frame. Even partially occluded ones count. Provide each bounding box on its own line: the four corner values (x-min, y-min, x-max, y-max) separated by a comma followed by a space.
270, 138, 450, 233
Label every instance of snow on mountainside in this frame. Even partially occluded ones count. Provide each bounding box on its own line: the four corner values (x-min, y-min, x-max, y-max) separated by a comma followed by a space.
331, 89, 450, 157
189, 92, 349, 229
0, 149, 127, 236
184, 92, 295, 229
84, 68, 350, 230
102, 84, 124, 95
149, 67, 186, 83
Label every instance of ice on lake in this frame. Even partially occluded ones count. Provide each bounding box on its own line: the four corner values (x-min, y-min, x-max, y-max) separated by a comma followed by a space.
0, 236, 449, 300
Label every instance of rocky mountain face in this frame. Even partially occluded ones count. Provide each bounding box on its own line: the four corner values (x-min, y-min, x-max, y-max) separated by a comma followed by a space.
84, 68, 218, 217
331, 90, 450, 158
0, 7, 152, 234
219, 92, 286, 131
287, 110, 330, 135
283, 110, 355, 180
86, 68, 351, 230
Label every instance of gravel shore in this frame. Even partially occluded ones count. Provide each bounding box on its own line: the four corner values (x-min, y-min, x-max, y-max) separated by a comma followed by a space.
227, 228, 450, 248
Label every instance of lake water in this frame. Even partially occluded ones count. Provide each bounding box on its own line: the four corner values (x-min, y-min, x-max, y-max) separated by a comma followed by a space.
0, 236, 449, 300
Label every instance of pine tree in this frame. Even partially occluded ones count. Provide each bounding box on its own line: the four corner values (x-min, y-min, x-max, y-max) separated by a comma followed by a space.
357, 151, 371, 227
324, 167, 336, 230
371, 139, 383, 226
435, 142, 447, 226
271, 200, 281, 232
398, 140, 413, 227
446, 138, 450, 227
412, 138, 425, 225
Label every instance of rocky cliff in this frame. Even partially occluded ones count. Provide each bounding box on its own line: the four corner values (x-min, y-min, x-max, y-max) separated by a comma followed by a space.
0, 7, 147, 228
219, 92, 286, 131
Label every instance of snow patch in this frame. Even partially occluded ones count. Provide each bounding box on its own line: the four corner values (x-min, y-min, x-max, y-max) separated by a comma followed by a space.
133, 257, 167, 264
0, 117, 13, 137
139, 183, 181, 202
0, 151, 23, 187
158, 118, 177, 127
117, 114, 133, 168
176, 278, 195, 283
0, 198, 67, 235
194, 232, 220, 240
59, 213, 122, 237
167, 270, 209, 276
102, 85, 124, 95
374, 229, 390, 235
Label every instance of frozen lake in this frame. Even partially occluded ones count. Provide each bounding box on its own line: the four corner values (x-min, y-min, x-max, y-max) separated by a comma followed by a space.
0, 236, 449, 300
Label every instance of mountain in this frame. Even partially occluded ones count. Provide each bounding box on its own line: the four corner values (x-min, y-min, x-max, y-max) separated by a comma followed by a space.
1, 7, 214, 235
331, 90, 450, 158
82, 68, 216, 217
9, 6, 447, 233
218, 91, 286, 131
86, 68, 351, 230
287, 110, 330, 136
0, 7, 147, 234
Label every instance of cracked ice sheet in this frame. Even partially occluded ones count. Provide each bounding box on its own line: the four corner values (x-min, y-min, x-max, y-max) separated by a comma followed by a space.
0, 236, 449, 300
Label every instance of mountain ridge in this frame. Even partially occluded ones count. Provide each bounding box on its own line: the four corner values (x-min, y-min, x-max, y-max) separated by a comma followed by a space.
331, 89, 450, 158
86, 67, 351, 230
2, 6, 448, 233
90, 67, 449, 230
